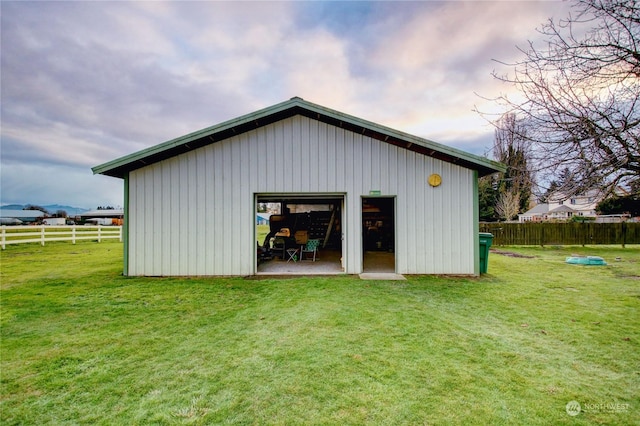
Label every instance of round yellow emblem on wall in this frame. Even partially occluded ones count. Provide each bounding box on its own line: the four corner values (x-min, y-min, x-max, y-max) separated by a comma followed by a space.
428, 173, 442, 187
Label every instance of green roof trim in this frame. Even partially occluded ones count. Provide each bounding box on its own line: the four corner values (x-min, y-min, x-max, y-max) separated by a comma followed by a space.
92, 97, 506, 178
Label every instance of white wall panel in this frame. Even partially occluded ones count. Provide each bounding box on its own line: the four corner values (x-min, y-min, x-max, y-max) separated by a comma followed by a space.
128, 115, 476, 276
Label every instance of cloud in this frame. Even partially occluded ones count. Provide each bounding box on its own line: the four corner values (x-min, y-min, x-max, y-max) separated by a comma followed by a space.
1, 0, 571, 207
288, 1, 571, 152
1, 162, 123, 208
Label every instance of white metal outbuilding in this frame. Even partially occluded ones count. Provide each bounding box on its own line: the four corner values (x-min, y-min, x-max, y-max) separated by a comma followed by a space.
93, 98, 505, 276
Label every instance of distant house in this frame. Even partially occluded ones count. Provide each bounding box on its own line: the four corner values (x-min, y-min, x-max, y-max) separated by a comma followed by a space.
548, 189, 602, 217
518, 204, 549, 222
78, 209, 124, 226
519, 203, 580, 222
547, 205, 576, 221
519, 188, 626, 222
42, 217, 66, 226
256, 213, 271, 225
0, 209, 46, 224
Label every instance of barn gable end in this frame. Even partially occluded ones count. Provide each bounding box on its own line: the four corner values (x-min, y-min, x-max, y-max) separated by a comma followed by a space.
94, 98, 505, 276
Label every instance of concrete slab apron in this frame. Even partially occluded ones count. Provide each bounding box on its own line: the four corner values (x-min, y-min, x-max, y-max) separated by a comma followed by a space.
359, 273, 406, 280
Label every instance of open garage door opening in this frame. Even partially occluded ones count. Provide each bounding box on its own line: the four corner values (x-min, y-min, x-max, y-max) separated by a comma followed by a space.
256, 194, 344, 274
362, 197, 396, 273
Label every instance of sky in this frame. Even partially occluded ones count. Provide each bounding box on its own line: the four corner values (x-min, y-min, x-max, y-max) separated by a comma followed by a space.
1, 0, 571, 209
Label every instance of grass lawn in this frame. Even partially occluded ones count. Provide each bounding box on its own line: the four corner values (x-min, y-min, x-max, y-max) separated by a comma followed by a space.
256, 224, 270, 245
1, 241, 638, 425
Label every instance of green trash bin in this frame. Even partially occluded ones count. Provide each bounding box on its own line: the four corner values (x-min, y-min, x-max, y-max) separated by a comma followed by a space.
479, 233, 494, 274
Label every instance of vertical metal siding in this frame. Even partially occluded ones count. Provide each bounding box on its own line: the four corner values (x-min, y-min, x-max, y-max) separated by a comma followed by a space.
204, 146, 215, 275
128, 115, 476, 276
195, 151, 206, 272
414, 154, 427, 272
395, 149, 408, 273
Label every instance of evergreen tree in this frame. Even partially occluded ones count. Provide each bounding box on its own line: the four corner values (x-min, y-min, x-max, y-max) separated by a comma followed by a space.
478, 174, 498, 221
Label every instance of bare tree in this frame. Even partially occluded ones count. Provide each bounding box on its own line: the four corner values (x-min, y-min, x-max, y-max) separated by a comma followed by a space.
493, 114, 535, 213
495, 190, 521, 221
479, 114, 534, 221
487, 0, 640, 196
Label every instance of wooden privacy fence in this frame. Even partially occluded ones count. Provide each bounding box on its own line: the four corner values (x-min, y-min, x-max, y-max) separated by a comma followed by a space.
479, 222, 640, 247
1, 225, 122, 250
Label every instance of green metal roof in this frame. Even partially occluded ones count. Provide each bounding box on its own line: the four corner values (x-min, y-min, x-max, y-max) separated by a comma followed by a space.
92, 97, 506, 178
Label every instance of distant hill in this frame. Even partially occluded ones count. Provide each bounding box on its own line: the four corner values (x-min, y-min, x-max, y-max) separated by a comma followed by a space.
0, 204, 25, 210
44, 204, 90, 215
0, 204, 90, 216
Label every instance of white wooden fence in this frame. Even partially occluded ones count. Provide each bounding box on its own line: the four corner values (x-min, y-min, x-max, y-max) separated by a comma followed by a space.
1, 225, 122, 250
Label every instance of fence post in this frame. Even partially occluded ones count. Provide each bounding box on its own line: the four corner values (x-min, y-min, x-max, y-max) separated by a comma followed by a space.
119, 225, 122, 242
98, 226, 102, 243
72, 225, 76, 244
1, 225, 5, 250
41, 225, 45, 246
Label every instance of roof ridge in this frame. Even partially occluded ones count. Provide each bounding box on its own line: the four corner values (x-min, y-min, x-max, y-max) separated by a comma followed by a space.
93, 98, 505, 178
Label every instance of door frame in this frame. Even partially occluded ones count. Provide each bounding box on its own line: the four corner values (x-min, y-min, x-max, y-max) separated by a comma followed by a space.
254, 192, 346, 274
361, 195, 396, 273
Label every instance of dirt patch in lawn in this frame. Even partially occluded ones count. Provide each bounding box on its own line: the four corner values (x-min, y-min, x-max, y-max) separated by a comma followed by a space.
490, 249, 535, 259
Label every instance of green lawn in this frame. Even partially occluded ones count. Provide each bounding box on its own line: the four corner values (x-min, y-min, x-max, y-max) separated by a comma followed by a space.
1, 241, 638, 425
256, 224, 270, 245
